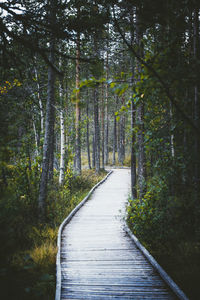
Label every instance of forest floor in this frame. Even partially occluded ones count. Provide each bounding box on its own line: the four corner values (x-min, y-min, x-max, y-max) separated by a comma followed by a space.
0, 168, 107, 300
1, 162, 199, 299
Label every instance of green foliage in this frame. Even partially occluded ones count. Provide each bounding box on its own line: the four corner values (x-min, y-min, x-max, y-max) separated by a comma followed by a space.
0, 161, 107, 300
128, 176, 180, 248
127, 171, 200, 298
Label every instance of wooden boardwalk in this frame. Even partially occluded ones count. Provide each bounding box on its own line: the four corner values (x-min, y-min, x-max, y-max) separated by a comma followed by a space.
59, 169, 179, 299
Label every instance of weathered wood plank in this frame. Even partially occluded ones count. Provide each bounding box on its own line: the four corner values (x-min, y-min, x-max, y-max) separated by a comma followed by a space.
61, 290, 175, 299
62, 281, 166, 287
57, 169, 186, 300
61, 296, 173, 300
62, 261, 152, 268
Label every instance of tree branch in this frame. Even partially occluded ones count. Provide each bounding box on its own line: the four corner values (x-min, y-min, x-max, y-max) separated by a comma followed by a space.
112, 7, 200, 136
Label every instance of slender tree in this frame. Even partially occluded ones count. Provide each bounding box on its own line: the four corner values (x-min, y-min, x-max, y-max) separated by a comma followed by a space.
86, 90, 91, 169
135, 10, 146, 200
101, 83, 105, 169
38, 0, 56, 220
193, 6, 200, 198
118, 96, 125, 165
75, 9, 81, 175
59, 76, 66, 185
130, 9, 137, 199
94, 86, 100, 172
112, 110, 117, 165
105, 46, 109, 165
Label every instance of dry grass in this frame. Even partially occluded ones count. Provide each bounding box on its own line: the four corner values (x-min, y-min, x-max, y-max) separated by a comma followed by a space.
30, 241, 57, 271
81, 151, 131, 167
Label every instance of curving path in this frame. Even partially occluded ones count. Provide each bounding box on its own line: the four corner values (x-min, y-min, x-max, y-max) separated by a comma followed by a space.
59, 169, 178, 299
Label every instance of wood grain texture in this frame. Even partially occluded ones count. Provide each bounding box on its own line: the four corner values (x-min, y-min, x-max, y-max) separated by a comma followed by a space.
60, 169, 178, 299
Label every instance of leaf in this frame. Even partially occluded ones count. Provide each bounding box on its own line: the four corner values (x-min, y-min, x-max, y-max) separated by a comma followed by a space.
120, 106, 126, 112
134, 96, 140, 104
110, 82, 116, 88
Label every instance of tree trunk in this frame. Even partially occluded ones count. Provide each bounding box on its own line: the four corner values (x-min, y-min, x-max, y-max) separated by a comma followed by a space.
131, 99, 137, 199
105, 49, 109, 165
59, 80, 66, 185
86, 93, 91, 169
118, 96, 125, 165
38, 0, 56, 221
92, 131, 96, 168
75, 26, 81, 175
94, 88, 100, 173
101, 83, 105, 169
136, 10, 146, 200
33, 120, 39, 157
130, 9, 137, 200
48, 105, 55, 181
59, 109, 65, 184
38, 44, 55, 220
137, 102, 146, 199
112, 113, 116, 165
34, 64, 44, 134
169, 102, 175, 158
193, 7, 200, 197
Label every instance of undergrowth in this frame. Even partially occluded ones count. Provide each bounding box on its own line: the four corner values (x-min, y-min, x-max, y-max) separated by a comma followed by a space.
127, 175, 200, 299
0, 165, 107, 300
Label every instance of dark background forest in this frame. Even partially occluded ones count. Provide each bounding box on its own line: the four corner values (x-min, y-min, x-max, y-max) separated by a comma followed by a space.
0, 0, 200, 299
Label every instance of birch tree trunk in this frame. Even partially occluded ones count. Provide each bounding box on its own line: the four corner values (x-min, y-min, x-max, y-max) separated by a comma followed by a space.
34, 64, 44, 134
59, 80, 66, 185
169, 102, 175, 158
75, 25, 81, 175
48, 105, 55, 181
33, 120, 39, 157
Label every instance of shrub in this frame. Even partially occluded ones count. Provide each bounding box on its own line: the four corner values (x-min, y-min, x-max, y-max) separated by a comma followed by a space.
0, 164, 107, 300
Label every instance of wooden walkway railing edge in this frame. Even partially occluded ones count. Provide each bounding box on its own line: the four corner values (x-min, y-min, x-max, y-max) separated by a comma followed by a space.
55, 170, 113, 300
124, 224, 189, 300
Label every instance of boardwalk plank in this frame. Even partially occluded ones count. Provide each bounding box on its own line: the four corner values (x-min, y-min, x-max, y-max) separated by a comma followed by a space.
59, 169, 178, 299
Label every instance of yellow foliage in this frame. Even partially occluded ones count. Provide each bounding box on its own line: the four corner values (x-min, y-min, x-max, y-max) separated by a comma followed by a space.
0, 79, 22, 94
30, 242, 57, 270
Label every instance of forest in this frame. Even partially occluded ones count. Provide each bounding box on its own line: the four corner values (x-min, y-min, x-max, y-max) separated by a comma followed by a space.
0, 0, 200, 299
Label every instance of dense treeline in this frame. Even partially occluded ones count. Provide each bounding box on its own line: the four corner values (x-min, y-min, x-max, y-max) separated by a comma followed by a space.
0, 0, 200, 299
